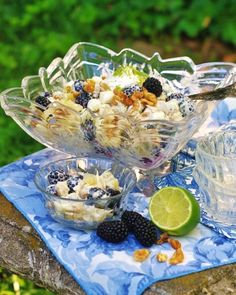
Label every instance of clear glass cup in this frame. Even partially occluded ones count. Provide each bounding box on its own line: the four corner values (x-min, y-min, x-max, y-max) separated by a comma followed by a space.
194, 122, 236, 238
34, 157, 136, 229
195, 121, 236, 187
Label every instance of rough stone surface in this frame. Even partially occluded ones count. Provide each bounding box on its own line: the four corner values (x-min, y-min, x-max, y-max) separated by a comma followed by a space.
0, 193, 236, 295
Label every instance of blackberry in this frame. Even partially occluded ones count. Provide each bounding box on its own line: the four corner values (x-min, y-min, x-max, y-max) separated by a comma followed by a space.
74, 80, 84, 92
67, 176, 83, 192
122, 210, 159, 247
121, 210, 145, 232
178, 98, 195, 117
81, 119, 96, 141
166, 93, 195, 117
35, 93, 51, 108
166, 93, 184, 102
46, 185, 57, 195
143, 77, 162, 97
75, 91, 92, 108
87, 187, 107, 199
133, 219, 158, 247
123, 85, 142, 97
97, 221, 129, 243
106, 187, 120, 196
47, 169, 69, 185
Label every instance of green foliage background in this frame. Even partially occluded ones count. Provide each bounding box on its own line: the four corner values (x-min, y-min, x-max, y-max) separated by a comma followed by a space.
0, 0, 235, 293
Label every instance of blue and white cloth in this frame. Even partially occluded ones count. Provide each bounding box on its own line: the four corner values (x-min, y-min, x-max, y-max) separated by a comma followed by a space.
0, 98, 236, 295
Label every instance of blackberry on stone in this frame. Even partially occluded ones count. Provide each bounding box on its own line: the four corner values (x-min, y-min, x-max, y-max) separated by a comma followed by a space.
97, 221, 129, 243
46, 185, 57, 195
75, 91, 92, 108
106, 187, 120, 196
74, 80, 84, 92
67, 176, 83, 192
143, 77, 162, 97
123, 85, 142, 97
166, 93, 184, 102
87, 187, 107, 199
47, 169, 69, 185
81, 119, 96, 141
121, 210, 145, 232
35, 93, 51, 109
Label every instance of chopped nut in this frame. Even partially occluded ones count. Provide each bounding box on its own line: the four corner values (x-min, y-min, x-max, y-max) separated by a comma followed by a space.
140, 98, 156, 106
157, 233, 169, 244
123, 96, 134, 106
130, 90, 144, 101
133, 249, 150, 262
113, 89, 133, 106
145, 92, 157, 102
141, 92, 157, 106
169, 247, 184, 265
72, 90, 80, 97
156, 253, 168, 263
64, 85, 73, 93
168, 238, 181, 250
84, 79, 95, 93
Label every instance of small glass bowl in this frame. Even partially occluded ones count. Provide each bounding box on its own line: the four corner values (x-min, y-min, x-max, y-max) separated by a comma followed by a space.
195, 121, 236, 187
34, 157, 136, 229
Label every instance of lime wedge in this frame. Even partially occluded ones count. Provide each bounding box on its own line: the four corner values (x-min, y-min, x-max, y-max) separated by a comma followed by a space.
149, 187, 200, 236
113, 65, 148, 83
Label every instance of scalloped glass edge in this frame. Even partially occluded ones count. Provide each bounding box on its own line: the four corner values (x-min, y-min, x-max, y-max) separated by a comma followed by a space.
0, 42, 204, 124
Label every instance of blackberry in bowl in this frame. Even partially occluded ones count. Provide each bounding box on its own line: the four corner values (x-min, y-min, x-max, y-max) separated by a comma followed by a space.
34, 157, 136, 229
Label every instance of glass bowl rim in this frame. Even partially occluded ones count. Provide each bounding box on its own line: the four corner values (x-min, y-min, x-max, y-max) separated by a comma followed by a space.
196, 120, 236, 161
34, 156, 137, 202
0, 41, 210, 126
194, 165, 236, 193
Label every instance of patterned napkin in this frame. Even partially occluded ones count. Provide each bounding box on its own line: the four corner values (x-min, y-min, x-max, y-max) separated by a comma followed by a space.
0, 99, 236, 295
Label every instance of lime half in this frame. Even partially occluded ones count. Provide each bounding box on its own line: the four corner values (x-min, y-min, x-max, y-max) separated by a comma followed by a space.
149, 187, 200, 236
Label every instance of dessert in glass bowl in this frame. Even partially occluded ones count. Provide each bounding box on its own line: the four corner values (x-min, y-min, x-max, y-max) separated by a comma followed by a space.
1, 42, 235, 195
34, 157, 136, 229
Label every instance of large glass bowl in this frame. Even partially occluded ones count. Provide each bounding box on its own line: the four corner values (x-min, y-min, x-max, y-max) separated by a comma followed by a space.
0, 43, 235, 183
34, 157, 136, 229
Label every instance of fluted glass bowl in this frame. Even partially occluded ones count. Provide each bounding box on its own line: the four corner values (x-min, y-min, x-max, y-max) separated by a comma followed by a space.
195, 121, 236, 187
34, 157, 136, 229
0, 43, 235, 173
